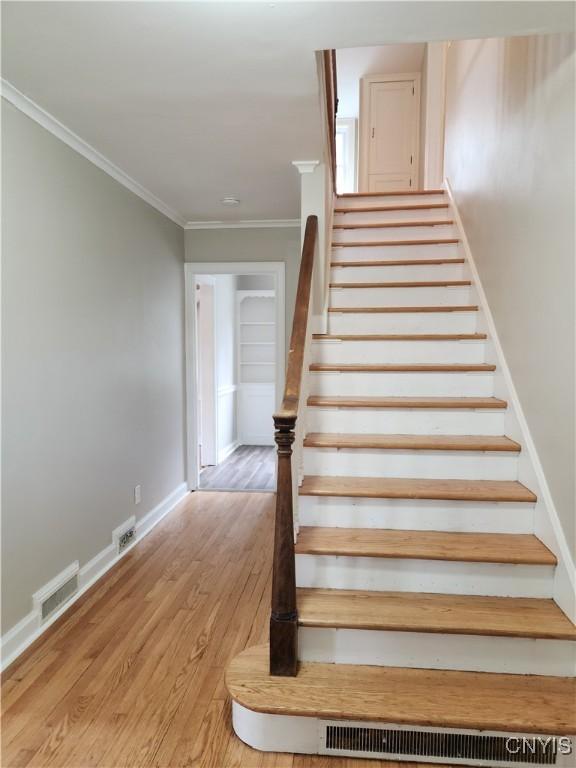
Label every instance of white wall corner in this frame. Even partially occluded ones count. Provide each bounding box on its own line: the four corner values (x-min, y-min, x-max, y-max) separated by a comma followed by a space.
1, 483, 189, 671
446, 178, 576, 621
292, 160, 320, 174
1, 78, 187, 227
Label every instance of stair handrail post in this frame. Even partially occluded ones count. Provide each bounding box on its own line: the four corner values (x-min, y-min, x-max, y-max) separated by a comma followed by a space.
270, 215, 318, 676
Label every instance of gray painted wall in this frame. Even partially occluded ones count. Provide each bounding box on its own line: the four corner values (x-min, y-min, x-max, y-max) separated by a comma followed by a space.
444, 33, 575, 555
2, 102, 186, 631
185, 227, 301, 351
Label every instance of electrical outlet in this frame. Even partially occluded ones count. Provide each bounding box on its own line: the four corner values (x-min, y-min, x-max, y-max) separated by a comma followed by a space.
118, 526, 136, 553
134, 484, 141, 505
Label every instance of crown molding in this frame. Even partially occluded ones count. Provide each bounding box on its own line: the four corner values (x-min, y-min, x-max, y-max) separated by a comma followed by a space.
184, 219, 300, 230
1, 79, 187, 227
291, 160, 320, 174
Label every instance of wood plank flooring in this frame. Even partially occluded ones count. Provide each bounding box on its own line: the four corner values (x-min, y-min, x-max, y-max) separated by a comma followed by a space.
200, 445, 276, 491
1, 491, 444, 768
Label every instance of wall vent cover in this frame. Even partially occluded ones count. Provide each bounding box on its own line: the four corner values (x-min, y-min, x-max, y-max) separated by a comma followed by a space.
40, 574, 78, 622
321, 724, 559, 765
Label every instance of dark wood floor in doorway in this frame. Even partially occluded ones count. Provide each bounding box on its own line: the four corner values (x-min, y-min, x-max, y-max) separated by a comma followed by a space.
200, 445, 276, 491
1, 491, 426, 768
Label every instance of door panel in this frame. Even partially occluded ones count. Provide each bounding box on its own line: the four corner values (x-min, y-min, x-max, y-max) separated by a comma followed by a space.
363, 78, 419, 191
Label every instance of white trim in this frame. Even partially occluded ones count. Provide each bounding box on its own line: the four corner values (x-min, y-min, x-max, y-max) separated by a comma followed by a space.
292, 161, 320, 174
335, 117, 357, 194
1, 79, 186, 227
185, 262, 285, 491
445, 179, 576, 620
185, 219, 300, 230
217, 384, 238, 397
359, 72, 421, 192
0, 483, 188, 671
218, 439, 241, 464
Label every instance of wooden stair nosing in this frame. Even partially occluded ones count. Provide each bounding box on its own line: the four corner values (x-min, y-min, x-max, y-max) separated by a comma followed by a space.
328, 305, 479, 314
335, 203, 450, 214
333, 220, 454, 230
312, 333, 488, 341
297, 589, 576, 640
338, 190, 446, 198
299, 476, 537, 504
306, 396, 508, 410
295, 526, 552, 565
329, 280, 471, 288
333, 238, 460, 248
331, 258, 465, 267
227, 645, 576, 735
303, 433, 521, 453
310, 363, 496, 373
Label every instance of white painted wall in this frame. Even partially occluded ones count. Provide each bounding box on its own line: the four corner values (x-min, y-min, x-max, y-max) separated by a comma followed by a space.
444, 32, 575, 555
2, 101, 186, 632
337, 44, 427, 119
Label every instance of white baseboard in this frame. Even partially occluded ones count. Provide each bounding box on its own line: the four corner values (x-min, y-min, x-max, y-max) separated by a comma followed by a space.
1, 482, 189, 670
445, 179, 576, 621
218, 439, 240, 464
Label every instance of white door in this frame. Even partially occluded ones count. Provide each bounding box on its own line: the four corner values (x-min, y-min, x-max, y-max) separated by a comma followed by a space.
196, 282, 216, 468
361, 77, 420, 192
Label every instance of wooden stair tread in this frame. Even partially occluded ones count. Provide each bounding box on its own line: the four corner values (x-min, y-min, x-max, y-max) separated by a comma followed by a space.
310, 363, 495, 372
303, 433, 521, 452
338, 190, 446, 198
328, 305, 478, 313
307, 396, 508, 409
295, 527, 552, 565
299, 476, 537, 503
297, 589, 576, 640
330, 280, 471, 288
335, 203, 450, 213
226, 645, 576, 734
331, 258, 465, 267
333, 220, 453, 230
333, 238, 459, 247
312, 333, 487, 341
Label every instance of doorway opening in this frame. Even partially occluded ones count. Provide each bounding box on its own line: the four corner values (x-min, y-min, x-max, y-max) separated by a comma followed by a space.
334, 42, 447, 193
185, 262, 285, 493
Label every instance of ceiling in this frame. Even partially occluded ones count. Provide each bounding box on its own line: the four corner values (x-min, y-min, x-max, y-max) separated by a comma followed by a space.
337, 43, 426, 118
2, 2, 572, 225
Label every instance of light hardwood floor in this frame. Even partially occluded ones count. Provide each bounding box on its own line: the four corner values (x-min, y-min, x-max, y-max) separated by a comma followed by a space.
200, 446, 276, 491
1, 491, 454, 768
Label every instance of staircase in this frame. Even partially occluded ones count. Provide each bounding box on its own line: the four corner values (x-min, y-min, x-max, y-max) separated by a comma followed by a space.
227, 190, 576, 766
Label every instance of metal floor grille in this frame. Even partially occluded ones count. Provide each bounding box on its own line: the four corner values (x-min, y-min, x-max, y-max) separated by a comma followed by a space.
324, 725, 558, 764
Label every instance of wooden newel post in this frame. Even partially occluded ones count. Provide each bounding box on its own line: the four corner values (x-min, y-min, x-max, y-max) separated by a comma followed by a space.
270, 413, 298, 676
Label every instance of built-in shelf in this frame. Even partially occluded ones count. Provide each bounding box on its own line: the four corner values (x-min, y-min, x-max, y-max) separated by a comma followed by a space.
239, 321, 275, 326
241, 362, 276, 366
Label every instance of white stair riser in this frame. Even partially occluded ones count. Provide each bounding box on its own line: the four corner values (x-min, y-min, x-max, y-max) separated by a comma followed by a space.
328, 312, 478, 335
338, 194, 448, 208
306, 407, 507, 436
298, 496, 534, 534
295, 554, 554, 598
309, 371, 494, 397
329, 286, 471, 307
331, 264, 466, 283
333, 225, 457, 243
312, 340, 486, 365
232, 704, 576, 767
332, 243, 459, 262
302, 447, 519, 481
298, 628, 576, 677
334, 207, 451, 224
